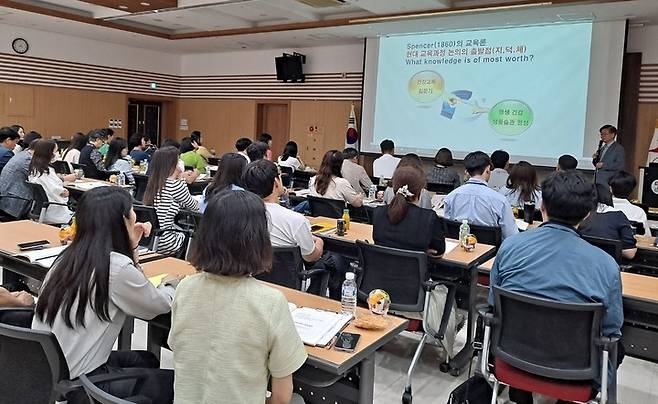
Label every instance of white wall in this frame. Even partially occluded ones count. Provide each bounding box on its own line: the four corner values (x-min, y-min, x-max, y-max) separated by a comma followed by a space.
628, 25, 658, 63
0, 25, 181, 75
180, 43, 364, 76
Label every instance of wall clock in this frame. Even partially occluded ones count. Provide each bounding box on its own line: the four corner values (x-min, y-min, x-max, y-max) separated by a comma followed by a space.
12, 38, 29, 54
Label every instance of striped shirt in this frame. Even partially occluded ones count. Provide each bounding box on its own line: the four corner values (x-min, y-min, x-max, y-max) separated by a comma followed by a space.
153, 179, 199, 255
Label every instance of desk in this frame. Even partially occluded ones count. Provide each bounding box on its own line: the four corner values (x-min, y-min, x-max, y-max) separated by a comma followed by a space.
626, 236, 658, 277
140, 258, 408, 404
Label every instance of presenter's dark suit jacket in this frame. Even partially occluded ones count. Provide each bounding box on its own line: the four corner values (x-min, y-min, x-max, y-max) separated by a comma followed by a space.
594, 141, 625, 185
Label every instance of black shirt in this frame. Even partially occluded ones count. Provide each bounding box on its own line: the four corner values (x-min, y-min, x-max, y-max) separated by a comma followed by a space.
79, 144, 101, 179
579, 210, 637, 249
372, 204, 446, 254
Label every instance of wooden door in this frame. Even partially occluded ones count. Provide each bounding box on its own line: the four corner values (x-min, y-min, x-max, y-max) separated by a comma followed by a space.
257, 102, 290, 160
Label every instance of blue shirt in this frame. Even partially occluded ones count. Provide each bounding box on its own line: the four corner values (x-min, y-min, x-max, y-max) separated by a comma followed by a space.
443, 178, 518, 238
489, 221, 623, 337
0, 146, 15, 173
130, 149, 149, 164
199, 184, 243, 213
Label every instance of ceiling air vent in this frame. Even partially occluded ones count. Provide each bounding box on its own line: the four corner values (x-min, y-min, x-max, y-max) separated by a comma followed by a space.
295, 0, 346, 8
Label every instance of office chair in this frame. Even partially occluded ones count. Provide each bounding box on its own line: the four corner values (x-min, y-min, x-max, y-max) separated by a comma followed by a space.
426, 182, 456, 195
307, 195, 345, 219
582, 235, 622, 264
79, 374, 151, 404
26, 182, 71, 225
207, 157, 220, 166
132, 173, 149, 203
51, 160, 72, 175
630, 221, 646, 236
279, 166, 294, 188
133, 204, 192, 259
442, 218, 503, 249
254, 246, 329, 296
479, 286, 618, 404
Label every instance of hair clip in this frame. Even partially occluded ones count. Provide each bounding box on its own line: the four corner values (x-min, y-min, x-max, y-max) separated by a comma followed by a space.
396, 184, 415, 198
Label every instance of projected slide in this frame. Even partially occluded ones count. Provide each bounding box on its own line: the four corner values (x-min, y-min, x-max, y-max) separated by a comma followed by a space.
370, 23, 593, 160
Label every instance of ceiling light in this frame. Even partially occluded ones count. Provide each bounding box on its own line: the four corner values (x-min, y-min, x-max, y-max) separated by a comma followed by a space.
140, 2, 151, 5
118, 5, 128, 9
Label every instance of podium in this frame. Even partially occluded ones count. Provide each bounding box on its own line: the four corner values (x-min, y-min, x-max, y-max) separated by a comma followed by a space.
638, 165, 658, 207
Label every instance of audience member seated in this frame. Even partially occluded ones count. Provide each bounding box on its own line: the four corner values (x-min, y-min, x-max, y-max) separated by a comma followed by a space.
579, 183, 637, 260
104, 137, 135, 185
557, 154, 578, 171
277, 141, 306, 171
259, 132, 274, 160
0, 127, 20, 173
372, 139, 400, 179
247, 141, 270, 162
0, 132, 41, 218
309, 150, 363, 207
0, 286, 33, 307
28, 140, 76, 224
79, 129, 106, 179
609, 170, 649, 236
383, 154, 432, 209
98, 128, 114, 157
9, 124, 25, 154
144, 147, 200, 255
158, 139, 199, 184
426, 147, 460, 190
62, 133, 86, 167
488, 149, 509, 191
235, 137, 252, 162
444, 151, 518, 238
128, 133, 152, 164
32, 186, 177, 404
179, 137, 207, 172
341, 147, 373, 194
200, 152, 246, 212
191, 130, 214, 161
498, 161, 542, 209
373, 165, 446, 256
490, 170, 622, 404
169, 189, 307, 404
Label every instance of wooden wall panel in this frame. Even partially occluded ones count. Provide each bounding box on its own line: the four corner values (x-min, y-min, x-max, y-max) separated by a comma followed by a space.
636, 103, 658, 169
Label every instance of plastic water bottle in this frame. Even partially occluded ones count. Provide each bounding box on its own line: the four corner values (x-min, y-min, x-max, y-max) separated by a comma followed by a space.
368, 185, 377, 200
118, 172, 125, 186
459, 219, 470, 248
341, 272, 357, 317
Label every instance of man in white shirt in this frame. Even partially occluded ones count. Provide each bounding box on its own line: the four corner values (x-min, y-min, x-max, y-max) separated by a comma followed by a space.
372, 139, 400, 179
235, 137, 252, 163
488, 149, 509, 191
609, 171, 650, 236
341, 147, 373, 193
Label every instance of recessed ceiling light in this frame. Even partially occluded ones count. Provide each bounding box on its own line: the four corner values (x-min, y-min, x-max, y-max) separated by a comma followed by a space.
118, 5, 128, 9
153, 18, 163, 22
140, 2, 151, 5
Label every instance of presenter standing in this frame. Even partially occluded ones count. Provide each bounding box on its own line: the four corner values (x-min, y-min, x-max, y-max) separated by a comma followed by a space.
593, 124, 625, 185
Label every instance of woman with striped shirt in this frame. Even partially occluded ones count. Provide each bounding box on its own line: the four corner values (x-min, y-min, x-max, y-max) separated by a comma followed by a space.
144, 146, 200, 255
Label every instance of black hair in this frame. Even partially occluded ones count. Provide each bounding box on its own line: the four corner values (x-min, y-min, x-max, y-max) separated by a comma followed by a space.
242, 159, 279, 198
434, 148, 453, 167
608, 171, 637, 199
600, 124, 618, 135
246, 142, 269, 162
188, 190, 272, 277
463, 151, 491, 176
191, 131, 202, 145
594, 183, 614, 208
28, 140, 56, 177
129, 133, 149, 150
490, 150, 509, 169
35, 187, 134, 328
388, 165, 426, 225
380, 139, 394, 153
258, 133, 272, 143
9, 125, 23, 135
205, 153, 246, 199
541, 171, 596, 226
342, 147, 359, 160
558, 154, 578, 171
161, 138, 180, 149
87, 129, 104, 143
104, 128, 115, 137
315, 150, 344, 195
280, 141, 298, 161
104, 137, 128, 170
144, 147, 180, 205
180, 137, 195, 154
24, 131, 43, 150
0, 127, 20, 143
235, 137, 252, 152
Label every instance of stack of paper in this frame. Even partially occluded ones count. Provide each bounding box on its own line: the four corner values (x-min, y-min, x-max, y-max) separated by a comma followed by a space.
444, 240, 459, 254
74, 181, 108, 190
291, 307, 352, 347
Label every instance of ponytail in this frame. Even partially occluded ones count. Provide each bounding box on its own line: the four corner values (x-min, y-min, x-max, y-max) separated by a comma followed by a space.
387, 193, 410, 225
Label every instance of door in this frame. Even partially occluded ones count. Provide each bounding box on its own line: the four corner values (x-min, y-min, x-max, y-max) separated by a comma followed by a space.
257, 102, 290, 160
128, 101, 162, 145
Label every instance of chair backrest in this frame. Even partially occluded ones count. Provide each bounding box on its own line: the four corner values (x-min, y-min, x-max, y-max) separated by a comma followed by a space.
582, 235, 622, 264
0, 313, 70, 404
307, 195, 345, 219
254, 246, 304, 290
133, 204, 160, 249
0, 307, 34, 328
629, 220, 646, 236
51, 160, 72, 175
426, 182, 455, 195
356, 241, 428, 312
442, 218, 503, 249
491, 286, 603, 381
133, 173, 149, 203
71, 163, 86, 171
279, 166, 294, 175
25, 182, 49, 222
207, 157, 220, 166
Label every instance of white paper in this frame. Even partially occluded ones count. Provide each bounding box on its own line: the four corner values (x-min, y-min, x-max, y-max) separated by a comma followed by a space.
73, 181, 108, 190
291, 307, 352, 346
515, 219, 529, 231
444, 240, 459, 254
15, 245, 68, 268
293, 189, 310, 197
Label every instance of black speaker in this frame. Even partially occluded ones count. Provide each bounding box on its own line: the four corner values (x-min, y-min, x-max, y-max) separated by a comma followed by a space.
275, 53, 305, 82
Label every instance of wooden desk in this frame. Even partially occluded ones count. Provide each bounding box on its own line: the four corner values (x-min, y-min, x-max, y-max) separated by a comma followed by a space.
140, 258, 407, 403
0, 221, 61, 286
65, 178, 132, 193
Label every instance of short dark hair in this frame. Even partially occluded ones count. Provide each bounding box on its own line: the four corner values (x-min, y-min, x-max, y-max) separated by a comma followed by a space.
129, 133, 149, 150
0, 127, 20, 143
594, 183, 613, 208
24, 131, 43, 149
87, 129, 104, 143
380, 139, 394, 153
342, 147, 359, 160
463, 151, 491, 176
188, 190, 272, 277
609, 171, 637, 199
490, 150, 509, 169
600, 124, 618, 135
191, 131, 202, 145
161, 138, 180, 149
180, 137, 196, 154
434, 148, 453, 167
242, 159, 278, 198
541, 171, 595, 225
258, 133, 272, 143
235, 137, 252, 152
205, 153, 247, 199
557, 154, 578, 171
104, 128, 115, 137
246, 142, 269, 162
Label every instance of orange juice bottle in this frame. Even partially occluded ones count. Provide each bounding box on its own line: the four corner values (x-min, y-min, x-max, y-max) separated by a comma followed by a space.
342, 209, 350, 231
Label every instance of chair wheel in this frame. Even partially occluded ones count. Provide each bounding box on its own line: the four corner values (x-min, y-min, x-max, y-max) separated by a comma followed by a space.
449, 368, 461, 377
402, 391, 412, 404
439, 363, 450, 373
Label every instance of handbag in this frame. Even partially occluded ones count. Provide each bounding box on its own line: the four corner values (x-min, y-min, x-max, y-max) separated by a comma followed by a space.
447, 375, 493, 404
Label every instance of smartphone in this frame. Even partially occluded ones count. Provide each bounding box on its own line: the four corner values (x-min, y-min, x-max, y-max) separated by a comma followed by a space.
17, 240, 50, 251
334, 332, 361, 353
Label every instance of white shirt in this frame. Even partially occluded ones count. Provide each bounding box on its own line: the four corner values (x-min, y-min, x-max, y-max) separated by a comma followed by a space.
612, 197, 649, 236
237, 151, 251, 163
309, 176, 360, 205
372, 154, 400, 179
277, 156, 302, 171
28, 167, 73, 225
63, 149, 81, 165
488, 168, 509, 191
265, 202, 315, 256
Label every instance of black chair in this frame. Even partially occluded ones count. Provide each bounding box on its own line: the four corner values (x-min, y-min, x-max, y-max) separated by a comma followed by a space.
207, 157, 220, 166
0, 307, 34, 328
479, 286, 618, 404
426, 183, 455, 195
133, 204, 192, 259
292, 170, 314, 189
307, 196, 345, 219
79, 374, 151, 404
0, 194, 33, 221
71, 162, 86, 171
26, 182, 71, 224
355, 241, 445, 404
254, 246, 329, 296
133, 173, 149, 203
442, 218, 503, 249
630, 221, 646, 236
279, 166, 294, 188
582, 235, 622, 264
51, 160, 72, 175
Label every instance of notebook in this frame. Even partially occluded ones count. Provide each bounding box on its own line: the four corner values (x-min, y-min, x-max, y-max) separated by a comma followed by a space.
73, 181, 108, 191
14, 245, 68, 268
310, 222, 336, 234
291, 307, 352, 347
